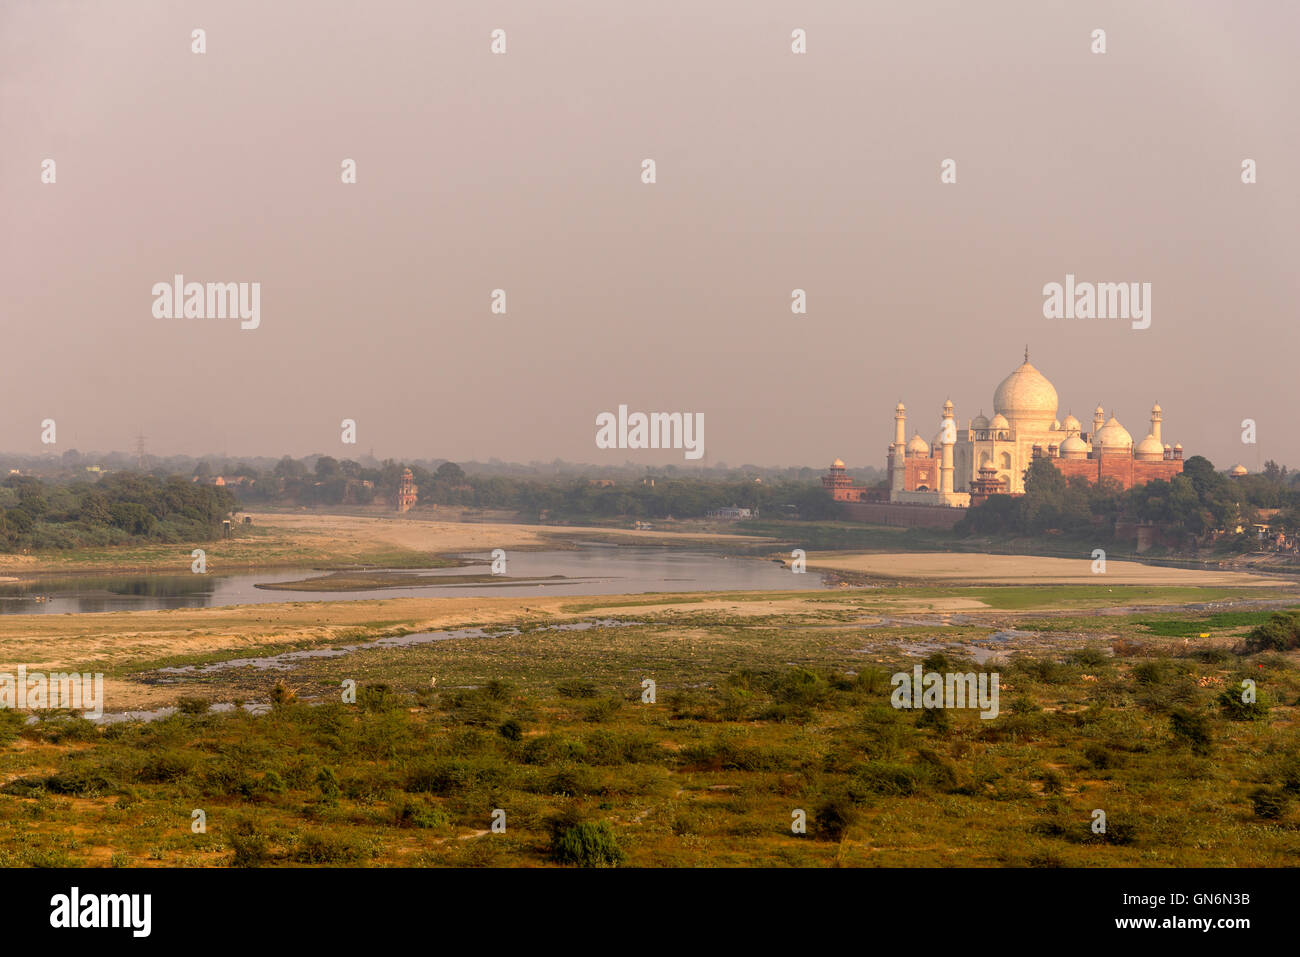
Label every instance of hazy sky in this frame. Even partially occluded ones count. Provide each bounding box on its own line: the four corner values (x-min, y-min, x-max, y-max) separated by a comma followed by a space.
3, 0, 1297, 470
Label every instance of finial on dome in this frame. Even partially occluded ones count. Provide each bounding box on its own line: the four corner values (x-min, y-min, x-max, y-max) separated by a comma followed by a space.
1024, 344, 1029, 363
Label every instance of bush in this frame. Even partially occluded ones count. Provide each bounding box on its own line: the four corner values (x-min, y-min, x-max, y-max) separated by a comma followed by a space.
358, 684, 404, 712
498, 719, 523, 741
1083, 742, 1120, 770
1249, 787, 1291, 820
1216, 686, 1269, 721
549, 814, 625, 867
136, 749, 196, 784
813, 791, 857, 842
176, 696, 210, 715
556, 679, 599, 699
290, 831, 365, 864
227, 820, 270, 867
1243, 613, 1300, 654
1169, 709, 1213, 756
581, 698, 621, 723
1069, 647, 1110, 668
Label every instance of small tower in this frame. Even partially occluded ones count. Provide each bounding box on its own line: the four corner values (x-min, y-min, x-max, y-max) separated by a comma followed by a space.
1092, 405, 1105, 439
891, 402, 907, 494
939, 399, 956, 495
1150, 402, 1163, 445
397, 467, 418, 513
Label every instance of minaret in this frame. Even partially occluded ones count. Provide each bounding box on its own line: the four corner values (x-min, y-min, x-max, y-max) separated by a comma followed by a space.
1150, 402, 1162, 445
939, 399, 955, 495
891, 402, 906, 494
1093, 405, 1105, 439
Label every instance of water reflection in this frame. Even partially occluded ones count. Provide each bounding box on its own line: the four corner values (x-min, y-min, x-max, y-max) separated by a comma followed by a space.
0, 546, 832, 615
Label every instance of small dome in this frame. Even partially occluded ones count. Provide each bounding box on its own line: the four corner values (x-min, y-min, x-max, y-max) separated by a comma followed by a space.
943, 398, 954, 411
1095, 404, 1104, 414
1163, 444, 1171, 451
1062, 413, 1082, 433
1060, 434, 1089, 459
971, 412, 990, 430
1135, 433, 1164, 461
907, 434, 930, 455
990, 413, 1011, 431
1051, 419, 1061, 431
896, 401, 906, 412
1093, 416, 1133, 450
1151, 402, 1162, 413
1230, 464, 1248, 477
1175, 443, 1183, 450
831, 458, 845, 469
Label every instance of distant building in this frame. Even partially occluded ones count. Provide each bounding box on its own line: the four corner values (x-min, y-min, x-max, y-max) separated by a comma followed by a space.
881, 351, 1185, 507
397, 468, 418, 513
821, 459, 888, 503
708, 506, 757, 520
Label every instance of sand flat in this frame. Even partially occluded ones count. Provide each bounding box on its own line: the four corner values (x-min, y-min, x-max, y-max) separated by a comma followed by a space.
808, 551, 1287, 586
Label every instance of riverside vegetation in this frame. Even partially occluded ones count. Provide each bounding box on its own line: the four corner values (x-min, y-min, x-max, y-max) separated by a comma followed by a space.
1, 600, 1298, 868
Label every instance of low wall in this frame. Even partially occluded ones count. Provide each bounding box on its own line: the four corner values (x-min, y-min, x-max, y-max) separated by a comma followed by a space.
837, 501, 965, 529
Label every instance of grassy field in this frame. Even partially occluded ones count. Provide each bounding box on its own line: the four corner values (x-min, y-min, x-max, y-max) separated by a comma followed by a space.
1, 583, 1298, 867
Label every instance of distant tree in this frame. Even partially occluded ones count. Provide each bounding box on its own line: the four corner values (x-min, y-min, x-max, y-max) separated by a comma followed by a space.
435, 462, 466, 484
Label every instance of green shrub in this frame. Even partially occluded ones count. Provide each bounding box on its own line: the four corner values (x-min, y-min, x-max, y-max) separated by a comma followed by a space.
556, 679, 599, 699
1216, 685, 1270, 721
227, 820, 270, 867
581, 698, 621, 723
549, 814, 625, 867
1169, 708, 1213, 756
1243, 613, 1300, 654
291, 831, 365, 864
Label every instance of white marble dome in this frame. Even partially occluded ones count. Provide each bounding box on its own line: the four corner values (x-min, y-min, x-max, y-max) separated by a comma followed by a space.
1135, 433, 1164, 461
1060, 434, 1089, 459
907, 434, 931, 455
1093, 416, 1133, 450
993, 360, 1059, 428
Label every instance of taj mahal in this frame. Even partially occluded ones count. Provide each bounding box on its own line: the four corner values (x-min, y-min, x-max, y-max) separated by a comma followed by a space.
823, 349, 1185, 509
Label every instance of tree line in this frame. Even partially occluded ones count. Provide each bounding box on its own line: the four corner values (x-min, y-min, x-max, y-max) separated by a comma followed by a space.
218, 455, 841, 521
955, 455, 1300, 549
0, 473, 237, 551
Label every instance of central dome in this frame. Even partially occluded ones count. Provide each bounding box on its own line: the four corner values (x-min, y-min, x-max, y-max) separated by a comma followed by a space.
993, 359, 1059, 429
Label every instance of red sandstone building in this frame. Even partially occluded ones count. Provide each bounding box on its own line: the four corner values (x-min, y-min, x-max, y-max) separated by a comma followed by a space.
396, 467, 418, 513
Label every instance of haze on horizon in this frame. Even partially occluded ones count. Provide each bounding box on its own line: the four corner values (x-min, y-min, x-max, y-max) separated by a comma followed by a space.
2, 0, 1297, 472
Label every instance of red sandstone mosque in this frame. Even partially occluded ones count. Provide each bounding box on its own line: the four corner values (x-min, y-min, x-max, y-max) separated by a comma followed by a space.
824, 350, 1184, 509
